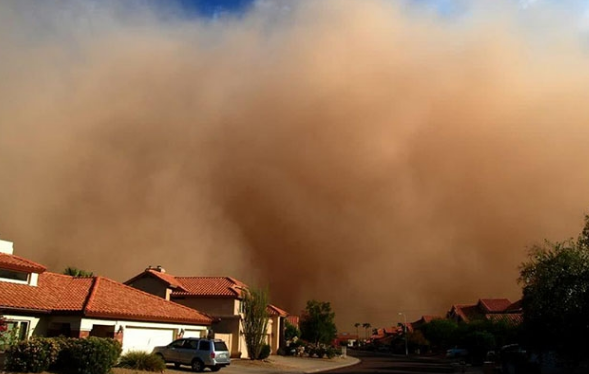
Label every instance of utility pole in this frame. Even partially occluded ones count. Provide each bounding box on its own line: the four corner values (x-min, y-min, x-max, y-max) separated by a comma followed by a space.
398, 312, 408, 356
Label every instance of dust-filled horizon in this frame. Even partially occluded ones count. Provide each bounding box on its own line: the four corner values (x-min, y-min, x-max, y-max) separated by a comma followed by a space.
2, 0, 589, 330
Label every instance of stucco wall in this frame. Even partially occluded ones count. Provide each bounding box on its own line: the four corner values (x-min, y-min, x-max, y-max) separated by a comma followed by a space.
173, 297, 238, 317
126, 276, 169, 299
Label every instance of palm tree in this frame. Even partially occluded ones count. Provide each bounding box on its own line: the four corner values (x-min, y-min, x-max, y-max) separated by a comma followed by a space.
354, 323, 361, 344
63, 266, 94, 278
362, 323, 372, 340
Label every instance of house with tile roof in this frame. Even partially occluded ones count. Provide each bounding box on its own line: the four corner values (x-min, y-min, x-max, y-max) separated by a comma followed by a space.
0, 239, 212, 353
447, 298, 523, 324
125, 267, 292, 358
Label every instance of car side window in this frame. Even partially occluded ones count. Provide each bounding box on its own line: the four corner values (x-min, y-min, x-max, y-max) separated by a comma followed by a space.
199, 340, 211, 351
170, 339, 184, 349
188, 340, 198, 349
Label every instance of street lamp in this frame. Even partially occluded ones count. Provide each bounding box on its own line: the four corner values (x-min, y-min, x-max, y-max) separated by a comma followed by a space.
398, 312, 408, 356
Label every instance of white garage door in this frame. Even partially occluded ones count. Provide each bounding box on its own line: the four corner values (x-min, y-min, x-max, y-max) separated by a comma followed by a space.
122, 327, 174, 353
183, 330, 202, 338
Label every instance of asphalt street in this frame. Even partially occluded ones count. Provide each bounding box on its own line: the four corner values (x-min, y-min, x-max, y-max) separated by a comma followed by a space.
324, 351, 478, 374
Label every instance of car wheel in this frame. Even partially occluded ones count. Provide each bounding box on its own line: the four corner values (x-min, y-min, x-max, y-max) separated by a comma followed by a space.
211, 367, 221, 372
155, 353, 165, 362
191, 359, 204, 372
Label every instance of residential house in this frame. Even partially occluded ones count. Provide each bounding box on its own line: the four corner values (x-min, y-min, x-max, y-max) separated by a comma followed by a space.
334, 333, 358, 347
266, 304, 288, 354
411, 315, 442, 331
447, 298, 523, 324
125, 267, 291, 358
0, 239, 213, 353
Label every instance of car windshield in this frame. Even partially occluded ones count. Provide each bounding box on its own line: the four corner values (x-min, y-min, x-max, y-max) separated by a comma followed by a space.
214, 341, 228, 351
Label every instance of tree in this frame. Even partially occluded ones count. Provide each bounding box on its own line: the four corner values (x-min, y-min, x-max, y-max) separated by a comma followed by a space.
362, 323, 371, 340
300, 300, 337, 346
284, 320, 300, 342
63, 266, 94, 277
241, 287, 270, 360
421, 319, 459, 351
354, 323, 360, 339
519, 238, 589, 362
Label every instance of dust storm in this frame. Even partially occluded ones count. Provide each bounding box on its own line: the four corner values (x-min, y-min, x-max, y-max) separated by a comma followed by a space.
1, 0, 589, 327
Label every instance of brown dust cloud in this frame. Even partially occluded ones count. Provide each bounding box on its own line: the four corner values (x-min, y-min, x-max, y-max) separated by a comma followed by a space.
2, 0, 589, 328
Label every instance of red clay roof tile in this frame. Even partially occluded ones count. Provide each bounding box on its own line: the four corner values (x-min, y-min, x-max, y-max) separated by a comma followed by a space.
479, 298, 513, 313
267, 304, 289, 317
0, 253, 46, 274
0, 270, 212, 325
172, 276, 247, 298
85, 277, 212, 324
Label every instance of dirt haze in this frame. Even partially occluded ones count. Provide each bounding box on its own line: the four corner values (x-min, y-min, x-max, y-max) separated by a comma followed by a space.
2, 0, 589, 328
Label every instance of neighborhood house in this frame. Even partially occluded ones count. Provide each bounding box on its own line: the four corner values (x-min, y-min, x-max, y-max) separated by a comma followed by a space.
0, 239, 213, 353
125, 267, 291, 358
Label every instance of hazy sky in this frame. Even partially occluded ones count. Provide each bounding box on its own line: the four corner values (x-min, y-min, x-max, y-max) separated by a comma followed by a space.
2, 0, 589, 330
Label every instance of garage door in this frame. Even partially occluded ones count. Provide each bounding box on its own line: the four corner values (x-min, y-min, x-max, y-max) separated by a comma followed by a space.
183, 330, 202, 338
122, 327, 174, 353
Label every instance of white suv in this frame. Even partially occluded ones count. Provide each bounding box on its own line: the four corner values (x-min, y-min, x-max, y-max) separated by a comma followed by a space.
153, 338, 231, 372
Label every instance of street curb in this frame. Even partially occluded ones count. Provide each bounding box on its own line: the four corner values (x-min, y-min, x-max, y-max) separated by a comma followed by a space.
303, 357, 361, 373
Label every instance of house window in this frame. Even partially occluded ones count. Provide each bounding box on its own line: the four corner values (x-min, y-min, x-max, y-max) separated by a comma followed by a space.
0, 269, 28, 282
4, 321, 29, 341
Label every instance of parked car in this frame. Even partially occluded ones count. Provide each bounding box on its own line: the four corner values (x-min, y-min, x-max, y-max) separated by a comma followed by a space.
153, 338, 231, 372
446, 347, 469, 358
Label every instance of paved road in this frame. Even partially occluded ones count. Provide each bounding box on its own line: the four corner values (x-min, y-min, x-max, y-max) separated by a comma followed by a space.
324, 351, 472, 374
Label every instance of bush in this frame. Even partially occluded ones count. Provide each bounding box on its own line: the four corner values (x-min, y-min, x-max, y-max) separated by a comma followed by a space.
118, 351, 166, 372
326, 346, 337, 359
258, 344, 271, 360
276, 347, 286, 356
59, 337, 122, 374
5, 338, 60, 373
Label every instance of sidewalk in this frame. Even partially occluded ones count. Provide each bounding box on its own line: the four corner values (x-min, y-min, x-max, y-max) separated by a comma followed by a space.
222, 355, 360, 374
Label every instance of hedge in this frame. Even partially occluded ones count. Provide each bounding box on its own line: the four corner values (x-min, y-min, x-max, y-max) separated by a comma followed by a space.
5, 336, 122, 374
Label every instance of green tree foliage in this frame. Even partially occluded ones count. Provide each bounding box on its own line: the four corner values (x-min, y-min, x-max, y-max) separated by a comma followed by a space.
63, 266, 94, 277
284, 320, 300, 341
421, 319, 459, 350
300, 300, 337, 346
519, 238, 589, 361
242, 287, 270, 360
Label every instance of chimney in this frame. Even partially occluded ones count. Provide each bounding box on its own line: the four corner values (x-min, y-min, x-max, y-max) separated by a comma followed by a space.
0, 239, 14, 255
155, 265, 165, 273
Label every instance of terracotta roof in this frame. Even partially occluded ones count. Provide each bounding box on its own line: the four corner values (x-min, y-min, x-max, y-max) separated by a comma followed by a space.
147, 270, 188, 291
506, 299, 522, 312
84, 277, 212, 324
479, 299, 513, 313
172, 276, 247, 298
286, 315, 299, 327
0, 253, 46, 274
486, 313, 523, 324
336, 333, 358, 340
0, 271, 212, 325
0, 272, 91, 312
267, 304, 289, 317
449, 299, 523, 324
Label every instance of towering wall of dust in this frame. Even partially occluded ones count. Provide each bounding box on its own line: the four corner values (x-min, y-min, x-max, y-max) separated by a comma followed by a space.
2, 0, 589, 326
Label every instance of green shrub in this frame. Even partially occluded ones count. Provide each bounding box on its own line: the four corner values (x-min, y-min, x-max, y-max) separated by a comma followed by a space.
59, 337, 122, 374
315, 347, 326, 358
118, 351, 166, 372
257, 344, 271, 360
5, 338, 60, 373
326, 346, 337, 359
